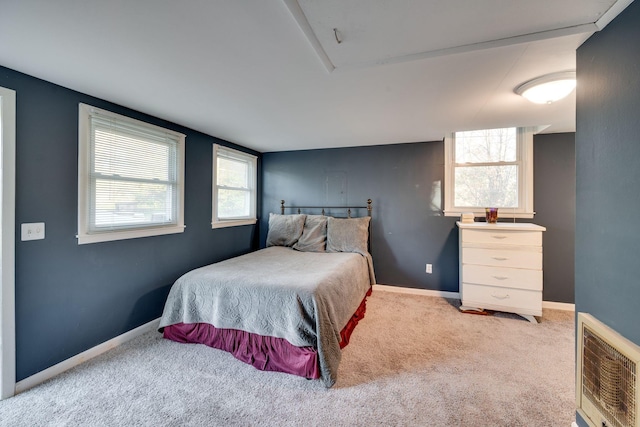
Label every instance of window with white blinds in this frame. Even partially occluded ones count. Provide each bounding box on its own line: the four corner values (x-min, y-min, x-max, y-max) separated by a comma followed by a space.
77, 104, 185, 244
212, 144, 257, 228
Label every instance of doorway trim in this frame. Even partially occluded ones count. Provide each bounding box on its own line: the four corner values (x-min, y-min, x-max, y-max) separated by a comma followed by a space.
0, 86, 16, 400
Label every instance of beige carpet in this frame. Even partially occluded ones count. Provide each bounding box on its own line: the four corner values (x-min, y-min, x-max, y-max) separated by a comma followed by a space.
0, 290, 575, 426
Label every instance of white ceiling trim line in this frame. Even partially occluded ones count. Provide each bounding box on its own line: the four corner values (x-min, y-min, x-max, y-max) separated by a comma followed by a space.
283, 0, 635, 73
595, 0, 635, 29
334, 24, 597, 71
282, 0, 336, 73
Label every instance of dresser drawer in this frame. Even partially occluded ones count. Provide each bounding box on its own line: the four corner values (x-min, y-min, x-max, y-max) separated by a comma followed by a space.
461, 247, 542, 269
462, 264, 542, 291
462, 229, 542, 246
462, 283, 542, 315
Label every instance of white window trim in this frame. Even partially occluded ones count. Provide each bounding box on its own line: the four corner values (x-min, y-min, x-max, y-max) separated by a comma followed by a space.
77, 104, 186, 244
443, 127, 537, 219
1, 86, 16, 400
212, 144, 257, 229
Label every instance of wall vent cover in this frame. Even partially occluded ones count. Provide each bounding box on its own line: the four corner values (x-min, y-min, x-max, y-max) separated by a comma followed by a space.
577, 313, 640, 427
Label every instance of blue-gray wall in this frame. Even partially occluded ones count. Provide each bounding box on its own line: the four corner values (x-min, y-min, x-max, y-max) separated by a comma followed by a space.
575, 2, 640, 425
575, 0, 640, 343
534, 133, 575, 303
0, 66, 260, 381
261, 136, 575, 301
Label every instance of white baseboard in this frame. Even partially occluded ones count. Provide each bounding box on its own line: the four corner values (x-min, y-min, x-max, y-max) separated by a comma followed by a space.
542, 301, 575, 311
15, 317, 160, 395
373, 284, 575, 311
373, 284, 460, 300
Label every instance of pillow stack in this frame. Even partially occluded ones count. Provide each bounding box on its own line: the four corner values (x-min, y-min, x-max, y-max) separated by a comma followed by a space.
266, 213, 370, 254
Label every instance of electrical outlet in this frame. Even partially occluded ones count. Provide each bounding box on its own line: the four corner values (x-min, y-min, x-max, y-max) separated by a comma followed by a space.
426, 263, 432, 274
21, 222, 45, 241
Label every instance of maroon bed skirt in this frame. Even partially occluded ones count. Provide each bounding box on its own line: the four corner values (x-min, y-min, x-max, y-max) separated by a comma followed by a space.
162, 288, 372, 380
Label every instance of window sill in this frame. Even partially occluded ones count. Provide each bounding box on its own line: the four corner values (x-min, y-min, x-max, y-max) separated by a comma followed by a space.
77, 225, 185, 245
443, 210, 535, 219
212, 218, 257, 229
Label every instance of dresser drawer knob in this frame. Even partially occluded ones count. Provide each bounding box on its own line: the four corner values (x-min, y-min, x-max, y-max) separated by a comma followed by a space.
491, 292, 510, 300
491, 235, 507, 240
492, 257, 508, 261
493, 275, 509, 280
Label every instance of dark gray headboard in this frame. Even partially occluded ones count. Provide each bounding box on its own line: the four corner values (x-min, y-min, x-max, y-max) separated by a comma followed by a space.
279, 199, 372, 218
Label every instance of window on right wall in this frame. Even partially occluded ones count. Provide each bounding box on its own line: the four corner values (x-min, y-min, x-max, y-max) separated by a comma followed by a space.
444, 127, 536, 219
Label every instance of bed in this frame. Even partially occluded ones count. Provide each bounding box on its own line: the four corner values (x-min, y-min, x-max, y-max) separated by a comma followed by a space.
158, 200, 376, 387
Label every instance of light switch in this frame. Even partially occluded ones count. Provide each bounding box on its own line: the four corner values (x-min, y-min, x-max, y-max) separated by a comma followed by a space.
21, 222, 45, 241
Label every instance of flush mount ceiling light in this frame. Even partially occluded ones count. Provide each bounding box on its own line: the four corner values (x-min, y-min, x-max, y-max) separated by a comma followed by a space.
515, 71, 576, 104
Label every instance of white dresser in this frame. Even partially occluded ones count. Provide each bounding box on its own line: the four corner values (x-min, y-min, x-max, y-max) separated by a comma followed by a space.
456, 222, 546, 323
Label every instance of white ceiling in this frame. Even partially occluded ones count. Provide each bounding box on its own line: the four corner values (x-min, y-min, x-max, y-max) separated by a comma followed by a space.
0, 0, 633, 153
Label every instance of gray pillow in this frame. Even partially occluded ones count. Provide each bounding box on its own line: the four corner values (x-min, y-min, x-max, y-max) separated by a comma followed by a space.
293, 215, 328, 252
266, 213, 306, 247
326, 216, 371, 254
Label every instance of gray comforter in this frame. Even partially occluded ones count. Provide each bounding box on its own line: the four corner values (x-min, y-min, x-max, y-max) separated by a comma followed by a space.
159, 246, 375, 387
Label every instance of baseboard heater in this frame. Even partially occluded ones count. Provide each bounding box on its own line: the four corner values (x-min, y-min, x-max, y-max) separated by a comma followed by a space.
576, 313, 639, 427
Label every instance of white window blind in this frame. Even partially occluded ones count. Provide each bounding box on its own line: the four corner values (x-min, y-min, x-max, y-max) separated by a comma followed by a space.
212, 144, 257, 228
78, 104, 185, 244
